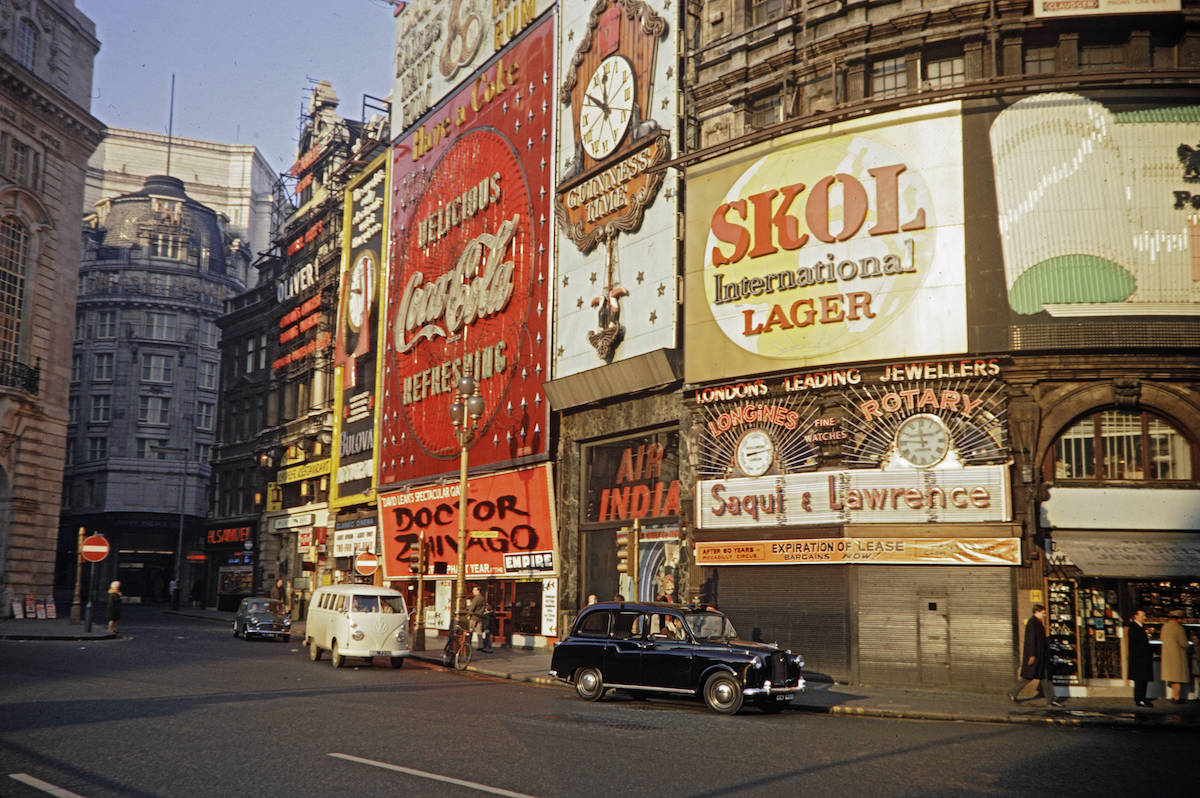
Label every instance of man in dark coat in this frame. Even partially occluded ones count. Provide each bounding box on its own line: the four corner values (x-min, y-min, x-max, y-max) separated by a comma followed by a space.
1128, 608, 1154, 707
1008, 604, 1060, 706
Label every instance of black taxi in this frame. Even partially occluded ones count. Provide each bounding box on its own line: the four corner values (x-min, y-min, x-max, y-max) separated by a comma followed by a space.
550, 601, 806, 714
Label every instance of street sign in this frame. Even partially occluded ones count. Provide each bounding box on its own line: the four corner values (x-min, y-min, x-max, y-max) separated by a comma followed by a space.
81, 535, 110, 563
470, 530, 499, 538
354, 551, 378, 576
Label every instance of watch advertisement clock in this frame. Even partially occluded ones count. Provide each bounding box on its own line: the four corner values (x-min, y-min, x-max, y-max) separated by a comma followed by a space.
380, 16, 553, 484
332, 151, 388, 506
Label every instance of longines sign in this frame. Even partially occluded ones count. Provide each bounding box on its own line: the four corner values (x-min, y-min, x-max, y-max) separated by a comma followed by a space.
696, 465, 1010, 527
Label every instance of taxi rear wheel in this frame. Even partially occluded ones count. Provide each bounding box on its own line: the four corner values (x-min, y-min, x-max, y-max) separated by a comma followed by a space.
575, 667, 605, 701
703, 672, 744, 714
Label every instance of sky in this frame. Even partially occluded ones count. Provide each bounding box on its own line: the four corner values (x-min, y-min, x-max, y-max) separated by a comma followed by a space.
76, 0, 398, 174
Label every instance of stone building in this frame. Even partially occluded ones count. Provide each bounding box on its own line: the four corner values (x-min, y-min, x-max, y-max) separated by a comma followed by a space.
0, 0, 102, 616
60, 174, 247, 604
680, 0, 1200, 693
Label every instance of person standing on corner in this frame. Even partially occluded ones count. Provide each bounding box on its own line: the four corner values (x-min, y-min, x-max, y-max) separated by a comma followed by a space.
1008, 603, 1061, 707
106, 581, 122, 634
1160, 609, 1190, 704
1127, 608, 1154, 707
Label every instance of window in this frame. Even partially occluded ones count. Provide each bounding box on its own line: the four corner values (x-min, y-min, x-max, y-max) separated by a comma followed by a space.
150, 234, 182, 260
0, 134, 39, 190
75, 313, 85, 340
87, 437, 108, 461
0, 217, 29, 362
68, 395, 78, 424
1052, 410, 1193, 482
138, 395, 171, 424
89, 395, 111, 423
96, 310, 117, 338
1080, 44, 1125, 71
199, 360, 217, 390
15, 19, 37, 69
749, 92, 781, 130
137, 438, 169, 459
196, 443, 211, 463
201, 320, 219, 348
245, 336, 257, 374
142, 353, 174, 382
871, 57, 907, 99
146, 312, 176, 340
924, 56, 964, 89
749, 0, 786, 26
258, 333, 268, 369
1024, 46, 1056, 75
71, 354, 81, 382
197, 401, 215, 430
93, 352, 114, 381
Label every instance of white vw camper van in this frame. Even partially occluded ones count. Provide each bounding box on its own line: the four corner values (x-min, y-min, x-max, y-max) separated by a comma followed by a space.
304, 584, 410, 668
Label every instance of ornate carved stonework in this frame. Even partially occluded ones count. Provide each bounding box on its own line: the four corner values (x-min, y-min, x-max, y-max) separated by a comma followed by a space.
1111, 377, 1141, 411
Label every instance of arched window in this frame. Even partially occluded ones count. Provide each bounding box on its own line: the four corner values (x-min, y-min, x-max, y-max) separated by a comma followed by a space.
1049, 409, 1194, 483
0, 216, 29, 362
16, 19, 37, 70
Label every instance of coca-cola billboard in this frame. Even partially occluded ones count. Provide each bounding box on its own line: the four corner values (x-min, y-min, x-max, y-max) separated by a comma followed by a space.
380, 16, 553, 485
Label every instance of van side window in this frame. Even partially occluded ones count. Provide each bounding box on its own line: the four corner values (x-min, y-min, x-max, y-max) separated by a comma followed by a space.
334, 595, 346, 612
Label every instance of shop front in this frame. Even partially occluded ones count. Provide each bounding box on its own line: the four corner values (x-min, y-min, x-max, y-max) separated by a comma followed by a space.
265, 508, 328, 617
331, 513, 379, 585
205, 523, 256, 612
1043, 486, 1200, 697
378, 464, 558, 647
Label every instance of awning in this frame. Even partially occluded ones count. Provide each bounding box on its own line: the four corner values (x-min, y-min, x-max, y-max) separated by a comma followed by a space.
1050, 531, 1200, 578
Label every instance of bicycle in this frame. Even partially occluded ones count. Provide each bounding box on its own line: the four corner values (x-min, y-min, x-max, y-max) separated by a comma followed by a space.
442, 616, 472, 671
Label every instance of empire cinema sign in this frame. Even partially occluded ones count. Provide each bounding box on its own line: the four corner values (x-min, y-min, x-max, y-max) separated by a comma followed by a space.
696, 465, 1011, 528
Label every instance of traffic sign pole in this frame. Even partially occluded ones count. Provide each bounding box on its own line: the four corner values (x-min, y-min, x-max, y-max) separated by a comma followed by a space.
85, 560, 96, 633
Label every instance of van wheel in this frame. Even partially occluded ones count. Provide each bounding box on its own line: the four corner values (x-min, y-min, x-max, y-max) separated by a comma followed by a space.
308, 639, 322, 661
390, 656, 405, 669
330, 641, 345, 669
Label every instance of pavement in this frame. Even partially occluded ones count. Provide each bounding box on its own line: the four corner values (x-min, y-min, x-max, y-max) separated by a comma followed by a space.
5, 606, 1199, 730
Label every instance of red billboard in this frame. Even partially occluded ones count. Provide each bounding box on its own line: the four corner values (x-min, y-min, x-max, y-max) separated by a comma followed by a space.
378, 464, 555, 580
380, 15, 553, 485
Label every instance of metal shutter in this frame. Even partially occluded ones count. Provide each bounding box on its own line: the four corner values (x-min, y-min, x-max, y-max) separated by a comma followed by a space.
713, 565, 850, 681
857, 566, 1013, 691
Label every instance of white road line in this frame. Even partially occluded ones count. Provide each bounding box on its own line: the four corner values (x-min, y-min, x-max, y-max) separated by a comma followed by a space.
8, 773, 87, 798
328, 752, 539, 798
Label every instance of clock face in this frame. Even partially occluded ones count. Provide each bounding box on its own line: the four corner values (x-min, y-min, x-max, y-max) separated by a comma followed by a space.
579, 54, 634, 161
895, 414, 950, 468
735, 429, 775, 477
346, 251, 375, 332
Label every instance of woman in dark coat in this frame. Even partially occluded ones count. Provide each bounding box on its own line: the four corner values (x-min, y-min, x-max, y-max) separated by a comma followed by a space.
106, 581, 122, 634
1008, 604, 1060, 706
1128, 609, 1154, 706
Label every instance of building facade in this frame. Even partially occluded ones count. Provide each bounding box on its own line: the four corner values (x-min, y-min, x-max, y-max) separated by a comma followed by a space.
0, 0, 102, 616
61, 174, 247, 605
680, 0, 1200, 692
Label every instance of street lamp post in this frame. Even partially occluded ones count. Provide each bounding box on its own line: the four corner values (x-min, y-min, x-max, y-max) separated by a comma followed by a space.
154, 445, 189, 610
449, 375, 486, 625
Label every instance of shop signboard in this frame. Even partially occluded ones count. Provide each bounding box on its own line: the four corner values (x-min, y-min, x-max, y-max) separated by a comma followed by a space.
332, 151, 388, 507
583, 429, 681, 525
1033, 0, 1179, 18
695, 464, 1011, 528
377, 463, 556, 580
684, 101, 966, 383
380, 16, 553, 485
696, 536, 1020, 566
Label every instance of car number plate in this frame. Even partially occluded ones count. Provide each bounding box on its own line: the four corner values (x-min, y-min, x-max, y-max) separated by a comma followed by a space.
776, 694, 793, 702
370, 650, 390, 657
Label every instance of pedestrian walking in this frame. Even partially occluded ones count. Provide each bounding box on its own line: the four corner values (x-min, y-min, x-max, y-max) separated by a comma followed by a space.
1127, 609, 1154, 707
1008, 604, 1061, 706
106, 581, 122, 634
270, 578, 285, 602
467, 586, 493, 653
1160, 609, 1190, 704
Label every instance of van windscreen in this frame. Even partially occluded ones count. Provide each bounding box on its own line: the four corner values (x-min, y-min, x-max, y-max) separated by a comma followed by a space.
352, 596, 379, 613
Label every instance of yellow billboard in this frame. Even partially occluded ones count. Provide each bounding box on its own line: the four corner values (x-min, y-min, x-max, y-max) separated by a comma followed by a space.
684, 102, 966, 383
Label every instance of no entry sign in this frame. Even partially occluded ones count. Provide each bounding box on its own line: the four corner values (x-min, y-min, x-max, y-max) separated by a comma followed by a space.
81, 535, 110, 563
354, 551, 378, 576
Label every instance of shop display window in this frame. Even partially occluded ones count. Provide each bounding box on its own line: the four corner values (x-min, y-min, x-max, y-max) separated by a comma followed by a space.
1078, 581, 1123, 679
1048, 579, 1080, 684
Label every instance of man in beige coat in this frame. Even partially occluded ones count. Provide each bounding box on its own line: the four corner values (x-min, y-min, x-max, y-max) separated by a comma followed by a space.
1160, 609, 1190, 704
